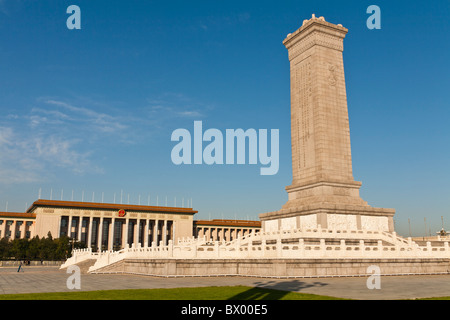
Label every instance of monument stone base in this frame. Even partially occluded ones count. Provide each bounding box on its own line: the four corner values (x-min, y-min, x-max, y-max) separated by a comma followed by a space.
259, 180, 395, 233
259, 205, 395, 233
90, 258, 450, 278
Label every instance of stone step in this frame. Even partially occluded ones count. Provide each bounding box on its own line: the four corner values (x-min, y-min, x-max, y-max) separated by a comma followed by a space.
61, 259, 97, 274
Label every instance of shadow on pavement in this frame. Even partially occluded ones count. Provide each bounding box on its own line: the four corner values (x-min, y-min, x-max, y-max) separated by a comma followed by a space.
227, 279, 328, 300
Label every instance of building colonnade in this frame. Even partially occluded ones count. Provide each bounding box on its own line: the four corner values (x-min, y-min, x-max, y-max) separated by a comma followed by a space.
0, 216, 35, 240
59, 215, 174, 251
194, 225, 259, 242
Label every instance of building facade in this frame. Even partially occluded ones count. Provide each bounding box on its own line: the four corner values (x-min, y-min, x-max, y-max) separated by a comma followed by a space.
0, 212, 36, 240
0, 200, 262, 250
1, 199, 197, 251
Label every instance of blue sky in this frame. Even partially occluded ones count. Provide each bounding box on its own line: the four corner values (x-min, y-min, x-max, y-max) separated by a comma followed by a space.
0, 0, 449, 237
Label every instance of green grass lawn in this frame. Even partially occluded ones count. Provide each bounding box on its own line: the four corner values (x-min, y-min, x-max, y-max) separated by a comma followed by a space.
0, 285, 346, 300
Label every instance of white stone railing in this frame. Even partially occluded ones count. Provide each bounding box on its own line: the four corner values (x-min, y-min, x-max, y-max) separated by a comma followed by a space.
237, 226, 405, 244
59, 228, 450, 273
84, 232, 450, 273
176, 236, 208, 246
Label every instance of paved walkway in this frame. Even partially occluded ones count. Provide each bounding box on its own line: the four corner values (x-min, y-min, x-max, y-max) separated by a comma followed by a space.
1, 266, 450, 299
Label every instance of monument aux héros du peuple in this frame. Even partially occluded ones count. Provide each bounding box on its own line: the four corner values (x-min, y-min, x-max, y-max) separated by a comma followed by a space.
62, 15, 450, 278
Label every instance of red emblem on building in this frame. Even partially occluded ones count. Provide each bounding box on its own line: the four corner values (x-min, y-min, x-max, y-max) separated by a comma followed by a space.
118, 209, 126, 217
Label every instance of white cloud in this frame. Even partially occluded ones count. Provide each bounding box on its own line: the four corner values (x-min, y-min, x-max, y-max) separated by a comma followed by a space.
0, 93, 210, 183
31, 107, 71, 120
0, 97, 129, 183
177, 110, 203, 117
0, 125, 98, 183
146, 92, 208, 122
0, 126, 13, 146
42, 99, 128, 133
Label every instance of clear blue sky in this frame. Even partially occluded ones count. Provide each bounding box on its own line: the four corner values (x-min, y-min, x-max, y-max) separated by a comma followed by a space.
0, 0, 449, 237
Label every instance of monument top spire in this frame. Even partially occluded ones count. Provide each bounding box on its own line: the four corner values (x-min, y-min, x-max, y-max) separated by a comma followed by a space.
301, 13, 342, 26
283, 15, 348, 58
305, 13, 325, 24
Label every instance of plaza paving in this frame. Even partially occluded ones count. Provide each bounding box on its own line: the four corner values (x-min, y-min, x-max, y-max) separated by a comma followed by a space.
1, 266, 450, 300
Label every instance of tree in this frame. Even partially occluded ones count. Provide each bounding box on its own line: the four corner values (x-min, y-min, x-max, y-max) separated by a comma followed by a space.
0, 233, 86, 261
26, 236, 40, 260
55, 236, 70, 260
10, 238, 28, 260
0, 238, 11, 259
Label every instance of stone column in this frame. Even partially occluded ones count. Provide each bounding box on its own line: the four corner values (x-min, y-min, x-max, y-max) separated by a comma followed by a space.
19, 221, 26, 239
0, 220, 5, 239
172, 221, 176, 244
30, 221, 36, 238
144, 218, 149, 247
68, 215, 73, 239
57, 216, 62, 238
77, 217, 83, 242
217, 227, 221, 241
209, 228, 213, 241
162, 220, 167, 245
122, 218, 129, 248
87, 216, 93, 249
11, 221, 16, 240
153, 219, 159, 245
108, 218, 115, 251
133, 219, 139, 247
98, 217, 104, 251
224, 228, 230, 241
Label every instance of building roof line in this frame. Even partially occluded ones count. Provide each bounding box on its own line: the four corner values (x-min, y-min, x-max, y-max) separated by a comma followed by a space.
194, 219, 261, 227
27, 199, 197, 215
0, 212, 36, 219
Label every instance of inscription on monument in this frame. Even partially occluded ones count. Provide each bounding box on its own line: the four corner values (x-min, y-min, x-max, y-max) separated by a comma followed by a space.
294, 58, 314, 172
328, 64, 337, 86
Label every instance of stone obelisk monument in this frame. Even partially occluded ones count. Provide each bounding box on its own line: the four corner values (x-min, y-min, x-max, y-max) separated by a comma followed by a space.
260, 15, 395, 232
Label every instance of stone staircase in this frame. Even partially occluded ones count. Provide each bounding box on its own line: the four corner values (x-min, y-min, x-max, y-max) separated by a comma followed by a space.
61, 258, 97, 274
89, 260, 125, 274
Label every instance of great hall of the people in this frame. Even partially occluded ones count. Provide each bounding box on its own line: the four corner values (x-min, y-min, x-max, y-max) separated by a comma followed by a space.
0, 199, 261, 250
